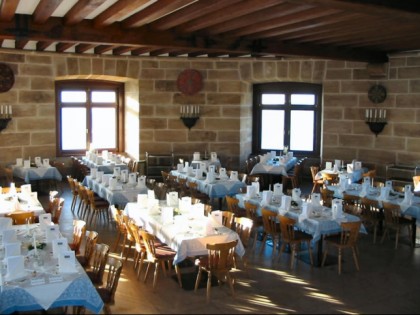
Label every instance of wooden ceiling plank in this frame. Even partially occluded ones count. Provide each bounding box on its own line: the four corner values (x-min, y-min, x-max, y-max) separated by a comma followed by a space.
32, 0, 64, 24
56, 42, 74, 52
36, 40, 53, 51
75, 43, 96, 53
149, 0, 243, 31
93, 0, 151, 28
15, 39, 28, 49
0, 0, 19, 22
122, 0, 195, 29
94, 45, 116, 54
64, 0, 108, 25
131, 47, 155, 56
112, 46, 136, 55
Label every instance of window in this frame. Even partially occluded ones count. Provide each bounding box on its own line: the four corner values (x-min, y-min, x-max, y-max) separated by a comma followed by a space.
55, 80, 124, 156
252, 82, 322, 157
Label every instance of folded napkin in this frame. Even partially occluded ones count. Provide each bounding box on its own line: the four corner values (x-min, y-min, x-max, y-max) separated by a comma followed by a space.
219, 168, 228, 179
299, 202, 310, 222
39, 213, 52, 229
354, 161, 362, 170
310, 193, 321, 207
5, 255, 26, 281
205, 171, 215, 183
261, 190, 273, 206
400, 188, 414, 212
137, 175, 146, 188
325, 161, 332, 170
205, 217, 215, 236
179, 196, 192, 214
96, 171, 104, 183
2, 229, 17, 244
59, 250, 77, 273
210, 152, 218, 162
331, 199, 344, 220
23, 159, 31, 168
246, 185, 257, 198
195, 168, 204, 179
334, 159, 341, 169
120, 170, 129, 182
102, 174, 111, 187
347, 163, 353, 173
137, 194, 148, 206
363, 176, 371, 185
193, 152, 200, 161
183, 161, 190, 172
187, 166, 194, 176
252, 181, 260, 195
273, 183, 283, 196
16, 158, 23, 167
147, 189, 155, 200
166, 191, 178, 207
21, 184, 32, 196
177, 163, 184, 172
379, 186, 390, 201
46, 225, 60, 242
109, 176, 118, 190
96, 156, 103, 165
292, 188, 301, 203
52, 238, 69, 259
90, 167, 98, 179
287, 152, 293, 160
230, 171, 239, 181
35, 157, 42, 167
128, 173, 137, 185
161, 206, 174, 225
208, 165, 216, 174
5, 242, 21, 257
113, 167, 121, 177
279, 195, 292, 214
0, 217, 12, 231
210, 210, 223, 227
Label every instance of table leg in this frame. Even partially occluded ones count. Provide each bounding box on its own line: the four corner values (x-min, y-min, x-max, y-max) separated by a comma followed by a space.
315, 238, 323, 267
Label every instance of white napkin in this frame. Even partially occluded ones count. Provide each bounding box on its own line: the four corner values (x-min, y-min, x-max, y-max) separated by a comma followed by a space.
21, 184, 32, 196
252, 181, 260, 195
354, 161, 362, 170
339, 174, 349, 191
161, 206, 174, 225
96, 171, 104, 183
43, 158, 50, 167
52, 238, 69, 259
273, 183, 283, 196
210, 210, 223, 227
191, 203, 205, 219
102, 174, 111, 187
23, 159, 31, 168
379, 186, 390, 201
205, 171, 215, 183
230, 171, 238, 181
16, 158, 23, 166
147, 189, 155, 200
287, 152, 293, 159
39, 213, 52, 229
210, 152, 217, 162
187, 166, 194, 176
45, 225, 60, 242
2, 229, 17, 244
58, 251, 77, 273
246, 185, 257, 198
183, 161, 190, 172
5, 242, 21, 257
347, 163, 353, 173
113, 167, 121, 177
325, 161, 332, 170
261, 190, 273, 206
34, 157, 42, 167
299, 202, 310, 222
310, 193, 321, 207
292, 188, 301, 202
363, 176, 371, 185
208, 165, 216, 174
102, 150, 109, 160
166, 191, 178, 207
334, 159, 341, 169
177, 163, 184, 172
195, 168, 204, 179
5, 255, 26, 281
332, 199, 344, 219
137, 175, 146, 188
0, 217, 12, 231
219, 168, 228, 179
90, 167, 97, 179
280, 195, 292, 214
109, 176, 118, 190
193, 152, 200, 161
120, 170, 129, 182
205, 217, 214, 236
96, 156, 103, 165
137, 194, 148, 206
179, 196, 192, 214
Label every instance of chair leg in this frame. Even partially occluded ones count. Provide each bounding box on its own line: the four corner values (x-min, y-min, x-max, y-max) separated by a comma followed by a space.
194, 268, 203, 292
321, 247, 328, 267
338, 248, 342, 275
206, 271, 212, 303
152, 262, 160, 290
352, 246, 360, 271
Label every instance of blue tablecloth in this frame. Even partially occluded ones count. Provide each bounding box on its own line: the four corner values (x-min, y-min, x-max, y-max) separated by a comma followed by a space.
12, 166, 62, 183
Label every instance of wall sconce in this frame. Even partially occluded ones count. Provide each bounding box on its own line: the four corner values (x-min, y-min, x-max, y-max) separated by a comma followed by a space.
180, 105, 199, 130
0, 105, 12, 132
365, 108, 387, 137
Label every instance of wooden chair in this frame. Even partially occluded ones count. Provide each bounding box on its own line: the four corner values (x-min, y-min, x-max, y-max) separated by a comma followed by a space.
359, 197, 384, 244
321, 221, 362, 274
140, 230, 182, 291
127, 219, 147, 279
51, 197, 65, 224
282, 162, 302, 190
194, 240, 238, 303
278, 215, 313, 269
234, 216, 253, 270
221, 210, 235, 229
95, 256, 123, 315
342, 193, 360, 216
224, 195, 246, 217
6, 211, 35, 225
86, 243, 110, 286
321, 171, 338, 185
77, 230, 99, 268
69, 219, 87, 255
67, 175, 79, 212
320, 187, 334, 208
310, 165, 324, 193
381, 201, 413, 249
187, 181, 210, 204
86, 188, 110, 228
244, 201, 263, 250
260, 208, 281, 256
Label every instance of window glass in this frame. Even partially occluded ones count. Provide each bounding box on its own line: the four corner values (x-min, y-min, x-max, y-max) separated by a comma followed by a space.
290, 110, 314, 151
92, 91, 116, 103
61, 108, 86, 150
291, 94, 315, 105
91, 108, 116, 148
61, 91, 86, 103
261, 110, 284, 150
262, 94, 285, 105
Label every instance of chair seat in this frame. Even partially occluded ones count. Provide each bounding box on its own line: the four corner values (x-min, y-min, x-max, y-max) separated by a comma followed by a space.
96, 287, 113, 303
154, 245, 177, 259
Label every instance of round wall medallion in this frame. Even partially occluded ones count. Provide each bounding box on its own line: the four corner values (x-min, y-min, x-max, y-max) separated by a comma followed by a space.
177, 69, 203, 95
0, 63, 14, 93
368, 84, 387, 103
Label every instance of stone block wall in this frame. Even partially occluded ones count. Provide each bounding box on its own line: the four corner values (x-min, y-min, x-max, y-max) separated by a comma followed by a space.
0, 49, 419, 179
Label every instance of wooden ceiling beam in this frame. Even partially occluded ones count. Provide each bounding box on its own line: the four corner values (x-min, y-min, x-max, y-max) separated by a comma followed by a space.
36, 41, 53, 51
93, 0, 150, 28
75, 43, 96, 54
94, 45, 116, 54
56, 42, 74, 52
32, 0, 64, 24
15, 39, 28, 49
64, 0, 108, 25
112, 46, 136, 55
0, 0, 19, 22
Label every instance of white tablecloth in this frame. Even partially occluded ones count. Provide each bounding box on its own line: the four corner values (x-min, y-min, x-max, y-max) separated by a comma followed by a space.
12, 166, 62, 183
250, 157, 297, 176
124, 202, 245, 264
0, 193, 45, 217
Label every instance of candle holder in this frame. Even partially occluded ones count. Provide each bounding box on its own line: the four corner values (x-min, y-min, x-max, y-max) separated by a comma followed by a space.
0, 117, 11, 132
365, 108, 387, 137
180, 105, 200, 130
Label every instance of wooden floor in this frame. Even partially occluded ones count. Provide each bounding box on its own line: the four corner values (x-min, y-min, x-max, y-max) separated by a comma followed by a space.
31, 179, 420, 314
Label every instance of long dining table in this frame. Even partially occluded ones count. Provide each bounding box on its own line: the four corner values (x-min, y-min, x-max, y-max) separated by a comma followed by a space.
0, 223, 103, 314
11, 165, 62, 184
235, 192, 366, 266
0, 192, 45, 217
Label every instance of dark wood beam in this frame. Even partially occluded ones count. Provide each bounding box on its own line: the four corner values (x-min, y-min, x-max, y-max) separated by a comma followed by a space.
131, 47, 155, 56
112, 46, 136, 55
56, 42, 74, 52
32, 0, 64, 24
15, 39, 28, 49
93, 0, 150, 28
36, 41, 53, 51
64, 0, 108, 25
0, 0, 19, 22
75, 43, 96, 54
94, 45, 116, 54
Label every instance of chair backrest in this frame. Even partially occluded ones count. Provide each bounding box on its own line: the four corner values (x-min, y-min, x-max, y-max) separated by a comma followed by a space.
83, 230, 99, 265
360, 197, 381, 217
72, 219, 87, 253
221, 211, 235, 229
102, 256, 123, 304
205, 240, 238, 271
342, 194, 360, 215
90, 243, 110, 282
153, 182, 168, 200
225, 195, 239, 212
128, 220, 144, 252
51, 197, 65, 224
320, 187, 334, 207
382, 201, 404, 226
310, 166, 320, 181
244, 201, 258, 221
338, 221, 361, 246
140, 230, 159, 262
261, 208, 279, 235
278, 214, 297, 242
234, 217, 253, 248
6, 211, 35, 225
413, 175, 420, 190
